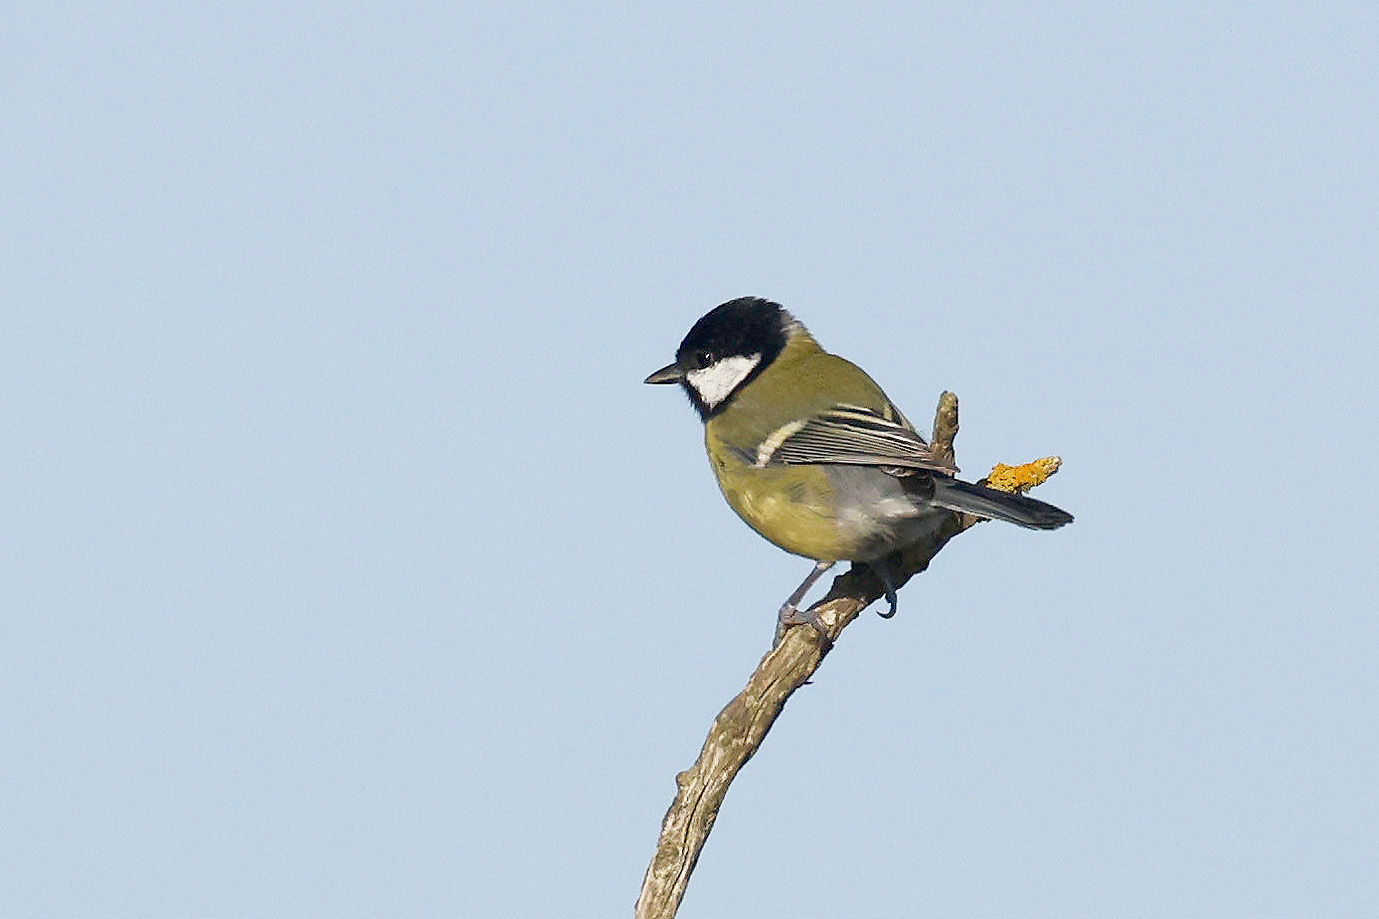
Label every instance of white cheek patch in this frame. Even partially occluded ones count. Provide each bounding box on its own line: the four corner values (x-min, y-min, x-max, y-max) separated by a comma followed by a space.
685, 353, 762, 409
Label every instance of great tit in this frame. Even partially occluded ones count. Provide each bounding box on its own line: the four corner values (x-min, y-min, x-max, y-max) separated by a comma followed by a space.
646, 296, 1072, 634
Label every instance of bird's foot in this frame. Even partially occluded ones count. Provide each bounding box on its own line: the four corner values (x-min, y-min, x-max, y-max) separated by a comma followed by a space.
873, 562, 899, 619
775, 602, 832, 648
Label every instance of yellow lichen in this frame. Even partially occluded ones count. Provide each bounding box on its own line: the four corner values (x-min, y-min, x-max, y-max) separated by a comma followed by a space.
985, 457, 1062, 494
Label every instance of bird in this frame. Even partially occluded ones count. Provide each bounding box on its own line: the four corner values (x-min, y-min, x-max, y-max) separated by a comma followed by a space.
645, 296, 1072, 638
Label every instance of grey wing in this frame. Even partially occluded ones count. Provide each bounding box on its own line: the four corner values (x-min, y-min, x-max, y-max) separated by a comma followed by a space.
755, 404, 957, 473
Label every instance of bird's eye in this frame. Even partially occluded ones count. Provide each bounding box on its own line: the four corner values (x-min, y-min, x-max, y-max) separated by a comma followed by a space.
694, 350, 715, 369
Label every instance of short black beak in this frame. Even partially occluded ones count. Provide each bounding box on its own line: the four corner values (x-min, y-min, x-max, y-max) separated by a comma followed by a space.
644, 362, 684, 385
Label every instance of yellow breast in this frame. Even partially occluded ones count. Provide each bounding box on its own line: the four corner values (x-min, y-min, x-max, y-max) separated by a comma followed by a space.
705, 434, 854, 561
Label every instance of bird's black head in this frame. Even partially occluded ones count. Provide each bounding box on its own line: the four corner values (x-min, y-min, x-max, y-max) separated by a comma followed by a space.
645, 297, 796, 420
676, 297, 792, 375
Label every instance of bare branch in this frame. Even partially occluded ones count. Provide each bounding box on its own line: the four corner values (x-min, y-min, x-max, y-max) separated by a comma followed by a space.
634, 392, 1063, 919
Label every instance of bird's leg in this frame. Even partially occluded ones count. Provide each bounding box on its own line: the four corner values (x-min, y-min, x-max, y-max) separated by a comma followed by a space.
872, 559, 899, 619
775, 560, 836, 643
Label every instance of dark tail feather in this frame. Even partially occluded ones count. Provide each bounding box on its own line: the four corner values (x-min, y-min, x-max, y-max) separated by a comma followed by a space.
931, 478, 1073, 530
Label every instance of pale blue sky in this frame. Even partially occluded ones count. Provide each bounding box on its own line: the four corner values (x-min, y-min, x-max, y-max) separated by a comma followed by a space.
4, 3, 1377, 917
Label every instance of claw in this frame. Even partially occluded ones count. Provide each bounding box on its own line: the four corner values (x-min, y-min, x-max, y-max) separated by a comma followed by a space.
778, 602, 826, 633
873, 561, 899, 619
776, 602, 832, 649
